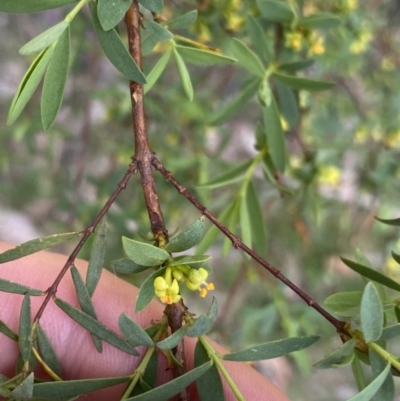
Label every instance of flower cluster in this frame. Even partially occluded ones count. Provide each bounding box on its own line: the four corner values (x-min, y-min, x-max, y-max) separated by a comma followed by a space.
154, 265, 215, 304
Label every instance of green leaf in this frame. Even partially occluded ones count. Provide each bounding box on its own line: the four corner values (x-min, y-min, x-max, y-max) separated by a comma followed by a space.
257, 0, 295, 22
0, 232, 81, 263
109, 258, 150, 274
0, 279, 43, 296
194, 341, 224, 401
0, 320, 18, 341
168, 10, 198, 29
54, 298, 138, 355
374, 216, 400, 226
230, 38, 265, 78
12, 372, 34, 401
71, 266, 102, 352
361, 282, 383, 343
299, 13, 341, 30
0, 0, 77, 13
139, 0, 163, 13
86, 216, 107, 297
89, 2, 146, 83
119, 313, 154, 347
166, 217, 205, 253
125, 361, 212, 401
175, 45, 237, 67
198, 159, 253, 189
146, 21, 173, 42
144, 49, 172, 94
173, 48, 193, 101
275, 79, 299, 129
380, 323, 400, 340
263, 94, 286, 172
167, 255, 211, 266
240, 184, 252, 251
141, 33, 158, 56
206, 297, 218, 323
223, 335, 320, 361
391, 251, 400, 265
186, 314, 213, 337
32, 376, 130, 398
257, 78, 272, 107
324, 291, 363, 317
19, 294, 32, 362
122, 237, 169, 266
345, 364, 390, 401
135, 267, 167, 312
19, 21, 68, 55
272, 72, 335, 92
341, 257, 400, 292
97, 0, 132, 31
246, 181, 268, 254
209, 78, 259, 125
278, 59, 315, 74
370, 350, 394, 401
7, 47, 54, 126
314, 339, 356, 369
247, 15, 272, 63
37, 325, 63, 378
156, 326, 188, 350
41, 25, 70, 130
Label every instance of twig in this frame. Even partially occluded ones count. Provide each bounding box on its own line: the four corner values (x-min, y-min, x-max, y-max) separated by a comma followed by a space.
151, 156, 347, 334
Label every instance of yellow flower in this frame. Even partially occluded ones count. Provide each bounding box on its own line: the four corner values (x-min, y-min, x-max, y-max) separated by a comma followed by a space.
285, 32, 303, 51
318, 166, 341, 187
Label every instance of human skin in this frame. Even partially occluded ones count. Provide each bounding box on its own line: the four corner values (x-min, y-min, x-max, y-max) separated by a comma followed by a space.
0, 242, 290, 401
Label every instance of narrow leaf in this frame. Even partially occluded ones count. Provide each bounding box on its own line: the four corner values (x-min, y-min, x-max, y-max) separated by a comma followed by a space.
0, 0, 76, 14
380, 323, 400, 340
122, 237, 169, 266
173, 48, 193, 101
361, 282, 383, 343
195, 341, 224, 401
198, 159, 253, 189
135, 267, 167, 312
144, 49, 172, 94
86, 216, 107, 297
156, 326, 188, 350
223, 335, 320, 361
138, 0, 163, 13
299, 13, 341, 30
7, 47, 54, 126
275, 79, 299, 129
370, 350, 394, 401
109, 258, 150, 274
37, 325, 63, 378
206, 297, 218, 324
11, 372, 34, 400
54, 298, 138, 355
278, 59, 315, 74
0, 279, 43, 296
167, 255, 211, 266
314, 339, 356, 369
247, 15, 271, 63
176, 45, 236, 66
19, 294, 32, 362
186, 314, 213, 338
125, 361, 212, 401
146, 21, 173, 42
97, 0, 132, 31
345, 364, 390, 401
240, 184, 252, 251
263, 94, 286, 172
168, 10, 198, 29
89, 2, 146, 83
41, 25, 70, 130
0, 320, 18, 341
230, 38, 265, 78
166, 217, 205, 253
0, 232, 81, 263
19, 21, 68, 55
272, 72, 335, 92
71, 266, 102, 351
119, 313, 154, 347
257, 0, 295, 22
341, 257, 400, 292
374, 216, 400, 226
32, 376, 130, 398
324, 291, 362, 317
209, 78, 259, 126
391, 251, 400, 265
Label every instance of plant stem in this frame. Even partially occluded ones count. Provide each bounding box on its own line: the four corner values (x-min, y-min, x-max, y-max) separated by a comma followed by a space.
64, 0, 90, 23
199, 336, 245, 401
369, 342, 400, 371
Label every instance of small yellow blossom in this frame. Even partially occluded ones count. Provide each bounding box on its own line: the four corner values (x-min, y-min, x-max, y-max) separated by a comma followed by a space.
310, 37, 325, 55
318, 166, 341, 187
384, 130, 400, 148
285, 32, 303, 51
